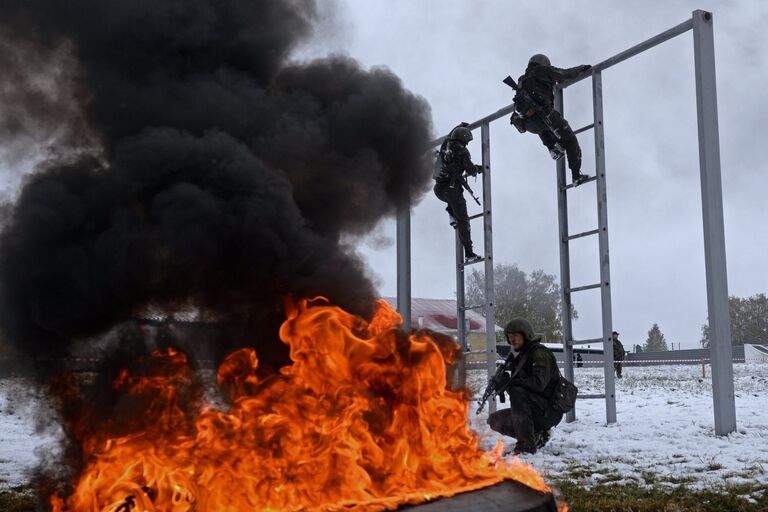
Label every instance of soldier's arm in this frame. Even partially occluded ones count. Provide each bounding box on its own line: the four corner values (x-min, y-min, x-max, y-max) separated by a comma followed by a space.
455, 146, 480, 176
547, 64, 592, 82
508, 349, 554, 394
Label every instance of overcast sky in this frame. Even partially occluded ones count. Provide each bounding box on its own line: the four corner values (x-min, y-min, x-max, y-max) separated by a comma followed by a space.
297, 0, 768, 349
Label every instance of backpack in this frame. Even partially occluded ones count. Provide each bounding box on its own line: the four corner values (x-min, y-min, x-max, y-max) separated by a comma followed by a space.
432, 140, 451, 181
551, 374, 578, 414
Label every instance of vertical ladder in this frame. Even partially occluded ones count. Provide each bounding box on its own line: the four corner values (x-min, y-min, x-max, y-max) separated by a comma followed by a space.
556, 71, 617, 424
455, 122, 498, 414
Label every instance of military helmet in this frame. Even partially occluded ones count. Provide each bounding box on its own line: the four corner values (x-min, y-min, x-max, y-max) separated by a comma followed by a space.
449, 126, 473, 145
504, 318, 541, 342
528, 53, 551, 67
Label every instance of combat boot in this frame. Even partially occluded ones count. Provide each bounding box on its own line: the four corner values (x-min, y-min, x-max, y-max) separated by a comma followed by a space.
572, 173, 590, 187
535, 429, 551, 449
549, 146, 565, 161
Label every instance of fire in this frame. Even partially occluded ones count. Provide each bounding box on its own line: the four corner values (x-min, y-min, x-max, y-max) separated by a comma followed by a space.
50, 297, 548, 511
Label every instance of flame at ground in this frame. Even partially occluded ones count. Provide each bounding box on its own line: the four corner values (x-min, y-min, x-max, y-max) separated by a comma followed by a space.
50, 297, 548, 511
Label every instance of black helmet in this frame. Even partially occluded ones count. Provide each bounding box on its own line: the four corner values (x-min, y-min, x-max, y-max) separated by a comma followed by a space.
449, 126, 473, 145
504, 318, 541, 342
528, 54, 551, 67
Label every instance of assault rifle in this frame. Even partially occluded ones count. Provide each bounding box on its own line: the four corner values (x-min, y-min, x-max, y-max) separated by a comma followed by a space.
476, 352, 516, 414
502, 75, 561, 139
457, 173, 481, 206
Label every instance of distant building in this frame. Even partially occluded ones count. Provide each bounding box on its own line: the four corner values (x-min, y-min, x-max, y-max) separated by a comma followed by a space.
383, 297, 502, 362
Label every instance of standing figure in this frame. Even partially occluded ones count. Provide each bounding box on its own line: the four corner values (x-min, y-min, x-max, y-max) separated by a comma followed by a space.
575, 353, 583, 368
433, 123, 484, 264
509, 54, 592, 186
487, 318, 563, 455
612, 330, 626, 378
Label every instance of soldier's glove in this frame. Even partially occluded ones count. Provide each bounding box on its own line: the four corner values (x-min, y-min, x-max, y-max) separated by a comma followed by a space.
510, 112, 526, 133
474, 164, 484, 175
581, 64, 592, 74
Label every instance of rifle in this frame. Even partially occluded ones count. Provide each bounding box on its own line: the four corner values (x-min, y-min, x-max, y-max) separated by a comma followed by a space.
502, 75, 561, 139
458, 174, 481, 206
476, 352, 516, 414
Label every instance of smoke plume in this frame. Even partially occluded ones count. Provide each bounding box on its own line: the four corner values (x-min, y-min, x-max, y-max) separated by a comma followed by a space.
0, 0, 433, 370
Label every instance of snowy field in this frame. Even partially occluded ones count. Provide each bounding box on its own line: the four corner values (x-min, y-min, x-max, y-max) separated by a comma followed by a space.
0, 363, 766, 494
470, 363, 768, 492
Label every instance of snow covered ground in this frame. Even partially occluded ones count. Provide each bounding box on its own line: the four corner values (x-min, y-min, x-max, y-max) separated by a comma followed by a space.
470, 363, 768, 491
0, 363, 766, 493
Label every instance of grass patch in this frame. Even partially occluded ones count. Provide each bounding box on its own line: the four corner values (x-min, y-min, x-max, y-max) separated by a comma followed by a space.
0, 488, 35, 512
554, 480, 768, 512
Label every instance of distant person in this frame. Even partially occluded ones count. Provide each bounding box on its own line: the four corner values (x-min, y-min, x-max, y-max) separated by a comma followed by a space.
487, 318, 563, 455
433, 123, 484, 264
612, 330, 626, 378
576, 353, 583, 368
509, 54, 592, 187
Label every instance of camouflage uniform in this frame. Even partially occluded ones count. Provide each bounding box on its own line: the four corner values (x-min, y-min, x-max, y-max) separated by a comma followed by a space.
511, 56, 591, 183
433, 125, 482, 260
487, 319, 563, 454
613, 332, 626, 378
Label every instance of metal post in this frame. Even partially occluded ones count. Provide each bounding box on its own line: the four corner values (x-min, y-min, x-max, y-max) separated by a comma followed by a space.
692, 9, 736, 435
481, 122, 497, 414
456, 234, 468, 352
555, 89, 576, 423
396, 199, 411, 331
593, 71, 617, 424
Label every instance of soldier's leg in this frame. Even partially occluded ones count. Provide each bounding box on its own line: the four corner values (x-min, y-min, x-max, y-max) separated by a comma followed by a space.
487, 409, 517, 438
506, 387, 538, 453
548, 110, 583, 179
445, 187, 475, 258
434, 182, 458, 228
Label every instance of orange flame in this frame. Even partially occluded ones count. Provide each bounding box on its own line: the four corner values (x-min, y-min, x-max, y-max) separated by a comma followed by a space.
51, 297, 548, 511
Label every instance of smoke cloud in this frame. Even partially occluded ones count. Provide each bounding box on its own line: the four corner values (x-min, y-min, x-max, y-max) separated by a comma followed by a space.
0, 0, 433, 370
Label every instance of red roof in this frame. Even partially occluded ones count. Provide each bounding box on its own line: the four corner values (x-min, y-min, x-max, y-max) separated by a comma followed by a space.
382, 297, 502, 333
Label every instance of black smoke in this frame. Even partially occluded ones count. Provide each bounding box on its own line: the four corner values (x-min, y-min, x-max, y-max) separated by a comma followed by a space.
0, 0, 433, 370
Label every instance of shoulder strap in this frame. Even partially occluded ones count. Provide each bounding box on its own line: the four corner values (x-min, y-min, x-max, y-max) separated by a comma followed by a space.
509, 349, 533, 379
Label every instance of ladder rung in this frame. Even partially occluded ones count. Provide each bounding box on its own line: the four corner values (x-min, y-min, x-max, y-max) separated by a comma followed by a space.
573, 123, 595, 135
568, 338, 604, 346
460, 304, 485, 311
565, 228, 600, 241
565, 283, 602, 293
469, 213, 485, 220
578, 394, 605, 399
561, 175, 597, 191
460, 257, 485, 267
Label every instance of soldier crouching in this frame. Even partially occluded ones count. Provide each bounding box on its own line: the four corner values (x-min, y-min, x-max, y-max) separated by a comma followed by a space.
487, 318, 564, 455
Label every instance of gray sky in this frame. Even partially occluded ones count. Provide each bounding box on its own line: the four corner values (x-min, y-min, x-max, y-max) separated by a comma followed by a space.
298, 0, 768, 349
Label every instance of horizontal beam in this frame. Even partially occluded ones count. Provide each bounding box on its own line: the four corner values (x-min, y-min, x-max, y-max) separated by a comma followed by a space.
430, 104, 516, 147
429, 16, 693, 149
469, 212, 484, 220
578, 394, 606, 400
558, 17, 694, 90
568, 338, 604, 346
460, 304, 485, 311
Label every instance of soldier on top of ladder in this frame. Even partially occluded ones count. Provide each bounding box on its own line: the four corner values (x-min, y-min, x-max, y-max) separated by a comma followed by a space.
510, 54, 592, 187
433, 123, 484, 264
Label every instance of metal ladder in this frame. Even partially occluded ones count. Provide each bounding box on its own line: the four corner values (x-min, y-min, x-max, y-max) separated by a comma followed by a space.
556, 72, 616, 424
453, 123, 500, 414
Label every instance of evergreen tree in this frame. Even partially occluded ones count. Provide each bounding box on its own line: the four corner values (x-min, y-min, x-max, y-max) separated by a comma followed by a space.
644, 323, 669, 352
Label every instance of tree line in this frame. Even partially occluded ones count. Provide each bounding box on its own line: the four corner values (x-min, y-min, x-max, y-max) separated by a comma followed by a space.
467, 262, 767, 351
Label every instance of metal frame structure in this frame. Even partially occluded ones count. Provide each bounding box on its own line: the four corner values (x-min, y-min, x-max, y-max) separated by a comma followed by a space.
397, 9, 736, 434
